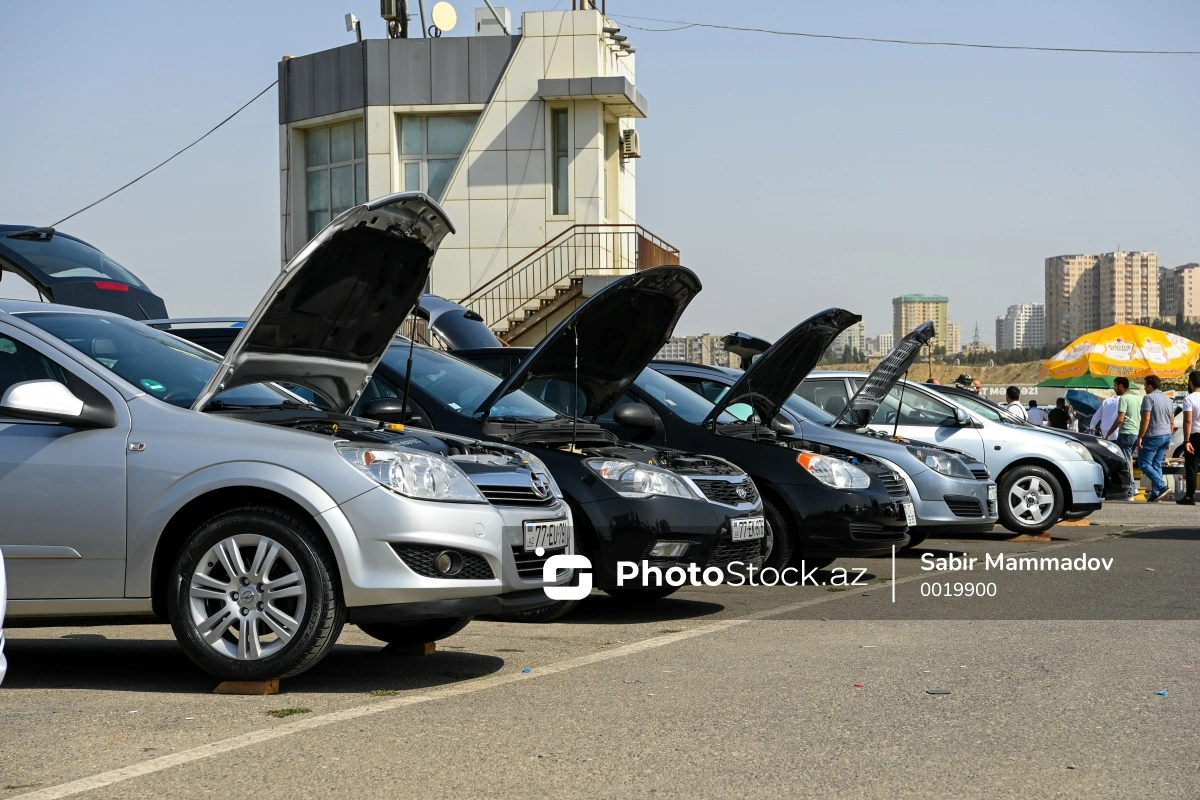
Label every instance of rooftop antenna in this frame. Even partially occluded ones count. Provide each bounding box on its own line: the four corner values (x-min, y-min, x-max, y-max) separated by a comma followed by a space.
345, 12, 362, 42
430, 1, 456, 36
381, 0, 410, 38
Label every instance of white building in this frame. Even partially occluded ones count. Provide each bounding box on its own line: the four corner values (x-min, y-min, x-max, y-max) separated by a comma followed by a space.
997, 303, 1046, 351
831, 321, 866, 360
945, 321, 961, 355
278, 6, 676, 345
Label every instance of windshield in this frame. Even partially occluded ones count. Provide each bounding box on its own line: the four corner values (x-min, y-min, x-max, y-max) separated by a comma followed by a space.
638, 368, 739, 425
938, 389, 1017, 424
3, 233, 149, 288
19, 312, 292, 409
381, 346, 560, 421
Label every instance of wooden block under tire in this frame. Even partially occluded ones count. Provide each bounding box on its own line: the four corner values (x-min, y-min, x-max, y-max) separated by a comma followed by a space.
1056, 517, 1093, 527
213, 679, 280, 695
383, 641, 437, 656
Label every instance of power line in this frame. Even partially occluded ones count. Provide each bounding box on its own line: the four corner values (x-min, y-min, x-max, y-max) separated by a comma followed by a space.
52, 80, 279, 227
610, 14, 1200, 56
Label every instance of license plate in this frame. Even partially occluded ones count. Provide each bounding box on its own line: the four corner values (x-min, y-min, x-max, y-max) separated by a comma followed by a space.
731, 516, 766, 542
524, 519, 569, 552
903, 502, 917, 527
987, 485, 997, 502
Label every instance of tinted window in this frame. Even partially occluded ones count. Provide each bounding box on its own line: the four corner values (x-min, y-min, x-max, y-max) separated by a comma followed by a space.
3, 234, 148, 288
635, 368, 738, 425
18, 312, 291, 409
381, 346, 559, 421
868, 384, 958, 427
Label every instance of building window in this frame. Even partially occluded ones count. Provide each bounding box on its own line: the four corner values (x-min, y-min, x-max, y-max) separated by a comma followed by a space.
399, 114, 479, 202
305, 119, 365, 239
551, 108, 570, 216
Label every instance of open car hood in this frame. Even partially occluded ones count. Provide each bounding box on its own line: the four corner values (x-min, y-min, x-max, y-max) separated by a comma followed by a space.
704, 308, 860, 427
192, 193, 453, 413
415, 294, 502, 350
474, 266, 702, 420
831, 321, 937, 427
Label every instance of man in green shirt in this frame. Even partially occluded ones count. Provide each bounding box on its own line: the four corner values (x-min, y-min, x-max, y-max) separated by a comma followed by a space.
1104, 377, 1141, 499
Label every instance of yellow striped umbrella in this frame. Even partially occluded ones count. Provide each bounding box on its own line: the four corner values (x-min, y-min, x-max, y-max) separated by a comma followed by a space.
1043, 324, 1200, 380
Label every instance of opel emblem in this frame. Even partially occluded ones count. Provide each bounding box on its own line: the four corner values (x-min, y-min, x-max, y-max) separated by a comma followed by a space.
735, 484, 748, 500
531, 473, 551, 499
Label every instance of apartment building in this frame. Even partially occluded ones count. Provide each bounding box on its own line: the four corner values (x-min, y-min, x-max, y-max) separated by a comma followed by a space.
945, 321, 961, 355
655, 334, 731, 367
831, 321, 867, 360
892, 294, 949, 349
1045, 251, 1157, 345
1160, 263, 1200, 321
995, 303, 1045, 351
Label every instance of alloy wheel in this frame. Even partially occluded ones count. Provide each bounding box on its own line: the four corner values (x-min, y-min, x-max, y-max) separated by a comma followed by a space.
1007, 476, 1055, 526
186, 534, 308, 661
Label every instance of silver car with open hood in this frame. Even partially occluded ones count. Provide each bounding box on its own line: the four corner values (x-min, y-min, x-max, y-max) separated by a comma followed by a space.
0, 193, 572, 681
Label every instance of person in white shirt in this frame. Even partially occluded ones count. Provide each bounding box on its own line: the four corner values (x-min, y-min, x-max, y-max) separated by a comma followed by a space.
1027, 400, 1048, 426
1091, 393, 1120, 441
1177, 371, 1200, 506
999, 386, 1028, 421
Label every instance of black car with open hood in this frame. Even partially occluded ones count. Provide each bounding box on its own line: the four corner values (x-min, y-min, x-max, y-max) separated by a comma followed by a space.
0, 225, 169, 320
448, 304, 912, 570
350, 267, 767, 618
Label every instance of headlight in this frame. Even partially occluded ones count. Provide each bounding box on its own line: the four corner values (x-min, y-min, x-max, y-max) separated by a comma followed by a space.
336, 443, 486, 503
1097, 438, 1123, 458
584, 458, 703, 501
1063, 440, 1094, 462
518, 451, 564, 499
906, 446, 975, 479
796, 451, 871, 489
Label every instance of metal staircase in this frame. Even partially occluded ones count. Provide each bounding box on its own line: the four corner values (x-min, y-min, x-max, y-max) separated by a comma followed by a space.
458, 223, 679, 344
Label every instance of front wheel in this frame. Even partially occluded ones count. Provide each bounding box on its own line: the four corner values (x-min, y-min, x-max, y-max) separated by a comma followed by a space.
168, 507, 345, 681
761, 498, 796, 571
358, 616, 472, 645
997, 466, 1064, 534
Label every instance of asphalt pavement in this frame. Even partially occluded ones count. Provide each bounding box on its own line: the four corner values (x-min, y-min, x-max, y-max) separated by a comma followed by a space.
2, 503, 1197, 799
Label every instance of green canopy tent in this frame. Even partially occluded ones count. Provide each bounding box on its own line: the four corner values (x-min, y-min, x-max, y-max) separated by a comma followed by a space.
1038, 374, 1117, 389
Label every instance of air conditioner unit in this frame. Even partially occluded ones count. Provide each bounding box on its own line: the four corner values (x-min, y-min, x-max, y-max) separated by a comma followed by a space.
621, 129, 641, 159
380, 0, 404, 22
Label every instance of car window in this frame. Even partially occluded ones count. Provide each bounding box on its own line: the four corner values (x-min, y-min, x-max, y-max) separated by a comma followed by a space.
2, 233, 149, 288
670, 376, 731, 404
941, 390, 1004, 422
796, 378, 851, 418
866, 384, 958, 427
17, 312, 292, 409
635, 368, 738, 425
0, 334, 71, 404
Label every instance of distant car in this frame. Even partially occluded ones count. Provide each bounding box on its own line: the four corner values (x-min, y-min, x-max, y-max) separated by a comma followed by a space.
652, 322, 998, 549
0, 225, 168, 320
0, 193, 573, 680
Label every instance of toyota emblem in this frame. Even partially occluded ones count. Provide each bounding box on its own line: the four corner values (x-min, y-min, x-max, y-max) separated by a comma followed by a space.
530, 473, 551, 499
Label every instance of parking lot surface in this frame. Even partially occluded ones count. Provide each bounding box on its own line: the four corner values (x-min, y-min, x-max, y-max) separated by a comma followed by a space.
3, 505, 1197, 799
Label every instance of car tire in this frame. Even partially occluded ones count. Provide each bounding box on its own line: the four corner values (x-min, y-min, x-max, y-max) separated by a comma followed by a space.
1173, 443, 1186, 459
358, 616, 473, 644
603, 586, 680, 603
168, 506, 345, 681
997, 465, 1064, 534
761, 497, 796, 571
491, 600, 580, 623
901, 531, 929, 549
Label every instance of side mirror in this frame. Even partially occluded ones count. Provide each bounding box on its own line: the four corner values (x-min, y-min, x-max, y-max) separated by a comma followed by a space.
612, 402, 657, 429
954, 408, 971, 426
1, 380, 85, 423
359, 397, 425, 427
769, 415, 795, 436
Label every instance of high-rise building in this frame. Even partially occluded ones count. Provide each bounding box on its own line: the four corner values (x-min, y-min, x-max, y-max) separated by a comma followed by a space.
945, 321, 961, 355
657, 337, 688, 362
831, 321, 867, 360
893, 294, 949, 350
996, 303, 1045, 351
1160, 263, 1200, 321
869, 332, 894, 355
1045, 251, 1158, 345
655, 334, 730, 367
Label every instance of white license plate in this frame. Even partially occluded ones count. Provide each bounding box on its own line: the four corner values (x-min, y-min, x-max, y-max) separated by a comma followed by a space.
731, 516, 766, 542
524, 519, 569, 552
987, 485, 998, 502
903, 502, 917, 527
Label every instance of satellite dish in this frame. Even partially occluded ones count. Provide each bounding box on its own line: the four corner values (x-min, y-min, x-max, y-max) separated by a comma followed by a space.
431, 2, 457, 32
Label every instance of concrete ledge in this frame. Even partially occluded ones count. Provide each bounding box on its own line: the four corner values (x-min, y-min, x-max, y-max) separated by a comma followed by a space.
538, 77, 648, 118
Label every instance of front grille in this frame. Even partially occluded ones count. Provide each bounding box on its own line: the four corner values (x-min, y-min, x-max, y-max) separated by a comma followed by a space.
391, 544, 495, 580
477, 485, 555, 506
969, 466, 990, 481
706, 536, 763, 568
848, 522, 885, 539
944, 495, 984, 518
692, 478, 759, 506
879, 471, 908, 497
510, 545, 569, 581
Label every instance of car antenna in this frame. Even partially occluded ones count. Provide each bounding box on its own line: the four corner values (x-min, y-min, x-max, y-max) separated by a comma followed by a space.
398, 311, 418, 427
571, 321, 579, 450
893, 369, 908, 440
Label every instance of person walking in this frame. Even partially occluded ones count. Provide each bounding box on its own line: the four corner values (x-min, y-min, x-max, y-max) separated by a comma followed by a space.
1092, 393, 1120, 440
1048, 397, 1070, 429
1107, 377, 1140, 499
1177, 371, 1200, 506
1027, 400, 1048, 426
1135, 374, 1174, 502
999, 386, 1028, 420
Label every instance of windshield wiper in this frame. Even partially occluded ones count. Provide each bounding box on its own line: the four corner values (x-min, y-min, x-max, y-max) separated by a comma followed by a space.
6, 227, 55, 241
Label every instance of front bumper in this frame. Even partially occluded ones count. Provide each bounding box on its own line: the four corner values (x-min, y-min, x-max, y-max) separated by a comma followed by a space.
1060, 460, 1107, 511
774, 481, 910, 558
324, 486, 574, 609
910, 471, 1000, 528
347, 589, 551, 624
576, 494, 765, 590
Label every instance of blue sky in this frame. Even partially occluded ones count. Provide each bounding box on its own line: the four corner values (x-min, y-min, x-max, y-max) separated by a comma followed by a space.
2, 1, 1196, 343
